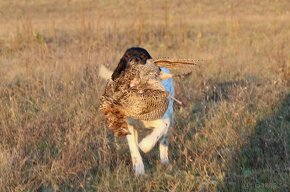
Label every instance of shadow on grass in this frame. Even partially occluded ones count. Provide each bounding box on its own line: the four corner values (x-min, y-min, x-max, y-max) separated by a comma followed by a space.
172, 78, 289, 190
220, 93, 290, 191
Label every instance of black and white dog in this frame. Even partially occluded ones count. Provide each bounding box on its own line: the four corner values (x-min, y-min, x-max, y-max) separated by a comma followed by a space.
100, 47, 174, 175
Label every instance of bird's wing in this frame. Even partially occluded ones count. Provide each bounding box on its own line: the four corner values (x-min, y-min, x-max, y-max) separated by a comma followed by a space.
119, 89, 169, 121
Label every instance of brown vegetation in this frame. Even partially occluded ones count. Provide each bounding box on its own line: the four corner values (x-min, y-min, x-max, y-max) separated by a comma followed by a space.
0, 0, 289, 191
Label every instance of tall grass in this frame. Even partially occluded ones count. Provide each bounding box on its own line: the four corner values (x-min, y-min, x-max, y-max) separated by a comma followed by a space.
0, 0, 289, 191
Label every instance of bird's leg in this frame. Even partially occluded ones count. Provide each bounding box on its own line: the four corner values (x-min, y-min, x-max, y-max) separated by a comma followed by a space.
126, 124, 144, 175
168, 95, 183, 105
138, 118, 170, 153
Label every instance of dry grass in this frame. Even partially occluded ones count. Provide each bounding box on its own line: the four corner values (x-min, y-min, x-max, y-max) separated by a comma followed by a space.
0, 0, 289, 191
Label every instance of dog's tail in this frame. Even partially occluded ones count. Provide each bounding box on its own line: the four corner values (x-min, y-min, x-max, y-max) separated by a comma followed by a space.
99, 64, 113, 80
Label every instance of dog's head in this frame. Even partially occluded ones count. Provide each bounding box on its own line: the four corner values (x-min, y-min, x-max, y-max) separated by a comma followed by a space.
111, 47, 152, 80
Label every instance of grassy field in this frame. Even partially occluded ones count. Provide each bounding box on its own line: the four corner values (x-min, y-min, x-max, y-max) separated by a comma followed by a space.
0, 0, 289, 191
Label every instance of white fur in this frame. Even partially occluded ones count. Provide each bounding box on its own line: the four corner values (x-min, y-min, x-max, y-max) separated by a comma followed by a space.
138, 118, 170, 153
100, 65, 174, 175
99, 64, 113, 80
126, 125, 145, 175
159, 140, 169, 164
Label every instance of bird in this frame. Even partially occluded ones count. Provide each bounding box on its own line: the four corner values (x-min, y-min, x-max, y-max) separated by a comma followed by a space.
99, 47, 198, 175
100, 51, 197, 137
100, 58, 170, 137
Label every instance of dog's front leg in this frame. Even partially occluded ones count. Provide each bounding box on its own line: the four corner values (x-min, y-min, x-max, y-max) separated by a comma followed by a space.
126, 124, 144, 175
138, 118, 170, 153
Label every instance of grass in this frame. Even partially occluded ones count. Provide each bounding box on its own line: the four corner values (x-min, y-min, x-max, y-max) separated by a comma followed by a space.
0, 0, 289, 191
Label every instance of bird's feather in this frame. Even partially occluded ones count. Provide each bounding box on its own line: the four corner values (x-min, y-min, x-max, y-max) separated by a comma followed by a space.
151, 58, 201, 76
100, 62, 169, 137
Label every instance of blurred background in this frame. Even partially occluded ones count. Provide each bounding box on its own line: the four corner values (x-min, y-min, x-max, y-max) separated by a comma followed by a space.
0, 0, 289, 191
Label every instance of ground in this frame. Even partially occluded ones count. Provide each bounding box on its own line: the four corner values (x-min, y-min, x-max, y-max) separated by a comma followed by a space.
0, 0, 289, 191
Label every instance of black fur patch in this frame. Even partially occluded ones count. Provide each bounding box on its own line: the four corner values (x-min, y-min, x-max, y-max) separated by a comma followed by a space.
111, 47, 152, 80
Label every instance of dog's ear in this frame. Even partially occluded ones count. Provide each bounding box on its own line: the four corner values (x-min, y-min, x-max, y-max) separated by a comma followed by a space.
111, 57, 127, 80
